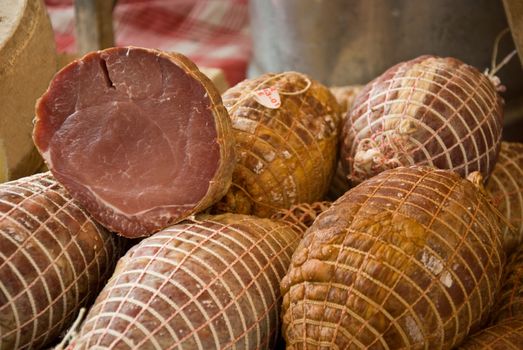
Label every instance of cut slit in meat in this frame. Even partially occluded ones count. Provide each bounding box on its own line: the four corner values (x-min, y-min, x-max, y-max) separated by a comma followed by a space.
99, 58, 115, 89
33, 47, 235, 238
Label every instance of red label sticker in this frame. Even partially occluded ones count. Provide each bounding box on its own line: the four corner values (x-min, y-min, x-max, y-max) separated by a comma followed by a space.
254, 86, 281, 109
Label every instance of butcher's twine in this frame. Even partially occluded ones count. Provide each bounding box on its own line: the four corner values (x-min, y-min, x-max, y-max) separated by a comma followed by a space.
484, 27, 517, 92
229, 71, 312, 111
54, 307, 87, 350
351, 120, 416, 182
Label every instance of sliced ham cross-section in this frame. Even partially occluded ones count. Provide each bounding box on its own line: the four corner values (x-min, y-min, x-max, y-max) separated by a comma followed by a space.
33, 47, 235, 238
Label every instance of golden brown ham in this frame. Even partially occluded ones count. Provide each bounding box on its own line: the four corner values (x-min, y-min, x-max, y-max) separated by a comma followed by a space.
281, 166, 505, 349
456, 318, 523, 349
214, 72, 340, 217
459, 246, 523, 349
486, 142, 523, 254
492, 246, 523, 323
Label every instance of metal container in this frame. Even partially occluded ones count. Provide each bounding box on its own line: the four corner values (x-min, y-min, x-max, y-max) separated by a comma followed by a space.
249, 0, 523, 122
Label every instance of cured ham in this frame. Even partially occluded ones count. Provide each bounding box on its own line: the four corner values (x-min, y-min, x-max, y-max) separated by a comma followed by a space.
33, 47, 235, 238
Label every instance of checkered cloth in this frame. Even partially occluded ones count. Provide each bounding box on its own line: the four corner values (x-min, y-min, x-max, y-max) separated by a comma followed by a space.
44, 0, 251, 84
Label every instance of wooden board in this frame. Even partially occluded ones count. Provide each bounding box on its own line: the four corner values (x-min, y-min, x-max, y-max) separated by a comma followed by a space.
503, 0, 523, 66
0, 0, 57, 182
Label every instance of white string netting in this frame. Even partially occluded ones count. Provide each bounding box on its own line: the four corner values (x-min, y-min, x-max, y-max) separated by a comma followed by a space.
0, 172, 124, 350
343, 43, 512, 184
70, 214, 301, 349
483, 27, 518, 92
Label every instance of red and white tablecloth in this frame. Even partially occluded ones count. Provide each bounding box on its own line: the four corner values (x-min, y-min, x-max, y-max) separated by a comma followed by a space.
44, 0, 251, 85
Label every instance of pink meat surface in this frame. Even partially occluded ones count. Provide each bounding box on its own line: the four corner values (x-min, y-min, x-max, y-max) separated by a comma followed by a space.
33, 47, 234, 238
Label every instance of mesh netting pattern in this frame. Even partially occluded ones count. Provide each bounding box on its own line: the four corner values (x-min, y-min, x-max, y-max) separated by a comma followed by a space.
456, 318, 523, 349
71, 214, 302, 349
215, 72, 341, 217
0, 172, 125, 349
271, 201, 332, 233
486, 142, 523, 254
492, 246, 523, 323
341, 56, 503, 185
281, 166, 505, 349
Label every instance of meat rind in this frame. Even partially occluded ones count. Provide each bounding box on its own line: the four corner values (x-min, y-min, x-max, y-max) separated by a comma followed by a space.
0, 172, 125, 349
341, 56, 503, 185
69, 214, 303, 350
33, 47, 235, 238
281, 166, 504, 349
486, 142, 523, 254
215, 72, 341, 217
